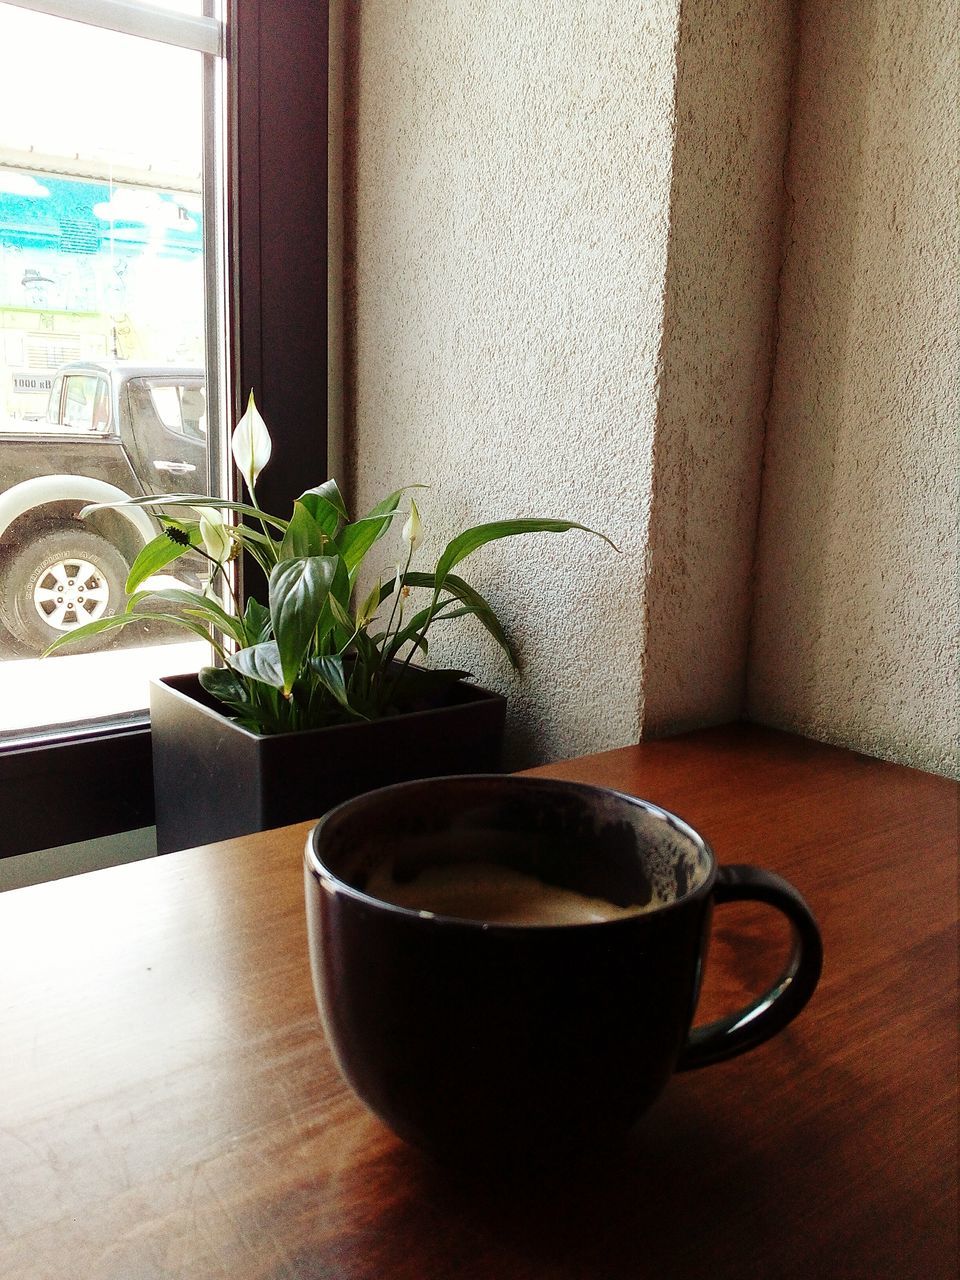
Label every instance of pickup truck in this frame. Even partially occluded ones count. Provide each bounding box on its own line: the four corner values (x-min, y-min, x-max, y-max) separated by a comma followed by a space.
0, 362, 208, 654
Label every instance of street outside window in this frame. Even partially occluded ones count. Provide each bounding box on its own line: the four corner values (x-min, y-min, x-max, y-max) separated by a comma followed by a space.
0, 0, 226, 737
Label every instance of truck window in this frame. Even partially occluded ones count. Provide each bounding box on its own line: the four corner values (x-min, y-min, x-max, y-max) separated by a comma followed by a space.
45, 375, 64, 426
61, 374, 109, 432
147, 381, 206, 442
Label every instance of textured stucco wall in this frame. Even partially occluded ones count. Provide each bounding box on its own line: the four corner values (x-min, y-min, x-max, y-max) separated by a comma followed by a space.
641, 0, 796, 737
348, 0, 682, 766
747, 0, 960, 776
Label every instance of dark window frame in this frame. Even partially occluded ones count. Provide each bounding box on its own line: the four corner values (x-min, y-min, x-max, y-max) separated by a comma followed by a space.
0, 0, 329, 858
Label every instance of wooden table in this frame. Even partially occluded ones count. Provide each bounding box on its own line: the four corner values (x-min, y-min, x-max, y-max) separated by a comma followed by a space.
0, 724, 956, 1280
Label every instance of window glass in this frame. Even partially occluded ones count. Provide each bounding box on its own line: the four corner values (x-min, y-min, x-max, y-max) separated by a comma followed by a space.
44, 375, 62, 425
61, 375, 101, 430
131, 1, 208, 12
0, 2, 225, 737
150, 384, 185, 431
147, 380, 206, 440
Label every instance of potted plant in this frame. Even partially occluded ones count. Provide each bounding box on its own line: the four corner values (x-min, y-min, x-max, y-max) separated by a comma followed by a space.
47, 395, 614, 852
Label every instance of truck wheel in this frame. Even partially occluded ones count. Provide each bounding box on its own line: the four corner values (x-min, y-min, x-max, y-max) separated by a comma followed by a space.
0, 529, 130, 655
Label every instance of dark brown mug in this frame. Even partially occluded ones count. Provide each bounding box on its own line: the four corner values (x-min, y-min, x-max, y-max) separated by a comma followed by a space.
304, 774, 823, 1158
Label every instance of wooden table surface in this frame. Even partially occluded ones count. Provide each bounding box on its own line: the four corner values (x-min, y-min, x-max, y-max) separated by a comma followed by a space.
0, 724, 956, 1280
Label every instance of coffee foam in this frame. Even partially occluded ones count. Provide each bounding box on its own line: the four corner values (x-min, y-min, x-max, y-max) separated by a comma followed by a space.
364, 858, 670, 926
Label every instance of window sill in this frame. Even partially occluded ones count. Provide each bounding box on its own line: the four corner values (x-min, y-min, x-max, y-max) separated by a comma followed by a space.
0, 718, 155, 858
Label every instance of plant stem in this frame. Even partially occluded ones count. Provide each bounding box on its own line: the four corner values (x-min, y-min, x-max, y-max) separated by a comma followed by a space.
247, 486, 279, 566
381, 593, 471, 711
377, 548, 413, 704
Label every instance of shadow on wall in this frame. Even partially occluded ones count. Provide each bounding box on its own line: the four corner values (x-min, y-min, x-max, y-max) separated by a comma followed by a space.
641, 0, 797, 738
746, 0, 938, 756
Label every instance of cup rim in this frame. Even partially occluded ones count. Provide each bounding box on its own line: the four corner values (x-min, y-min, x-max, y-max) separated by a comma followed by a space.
304, 774, 718, 930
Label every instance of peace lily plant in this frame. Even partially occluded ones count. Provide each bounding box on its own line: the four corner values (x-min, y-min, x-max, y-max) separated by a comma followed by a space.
46, 395, 615, 734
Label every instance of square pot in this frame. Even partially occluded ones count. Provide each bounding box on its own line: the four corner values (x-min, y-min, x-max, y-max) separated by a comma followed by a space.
150, 672, 507, 854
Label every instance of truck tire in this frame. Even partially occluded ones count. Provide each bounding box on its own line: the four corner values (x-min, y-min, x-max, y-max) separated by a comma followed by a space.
0, 528, 130, 655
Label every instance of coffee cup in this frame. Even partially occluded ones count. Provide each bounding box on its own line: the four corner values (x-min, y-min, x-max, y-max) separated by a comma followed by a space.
304, 774, 822, 1158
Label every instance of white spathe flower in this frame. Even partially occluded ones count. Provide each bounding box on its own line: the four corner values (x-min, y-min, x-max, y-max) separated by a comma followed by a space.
195, 506, 232, 563
401, 499, 422, 551
231, 390, 272, 494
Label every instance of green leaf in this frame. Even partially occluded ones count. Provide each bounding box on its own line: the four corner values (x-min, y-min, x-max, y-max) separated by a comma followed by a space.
369, 624, 428, 658
268, 555, 338, 693
327, 549, 351, 608
125, 525, 202, 592
348, 626, 381, 678
298, 480, 349, 536
279, 500, 329, 560
231, 525, 277, 575
229, 641, 285, 689
232, 525, 276, 550
42, 613, 143, 655
383, 602, 470, 663
328, 594, 354, 630
315, 552, 353, 652
80, 494, 289, 531
339, 487, 425, 578
308, 655, 367, 718
198, 665, 249, 707
355, 578, 382, 628
42, 610, 216, 657
389, 664, 472, 710
242, 597, 273, 646
379, 570, 518, 668
127, 587, 246, 647
243, 680, 286, 732
434, 519, 618, 595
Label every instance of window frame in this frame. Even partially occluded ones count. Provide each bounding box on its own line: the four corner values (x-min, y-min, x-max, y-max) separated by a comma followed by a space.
0, 0, 329, 858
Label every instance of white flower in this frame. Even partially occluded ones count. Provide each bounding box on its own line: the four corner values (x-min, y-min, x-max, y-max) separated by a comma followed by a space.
401, 499, 422, 551
231, 390, 272, 494
195, 506, 232, 563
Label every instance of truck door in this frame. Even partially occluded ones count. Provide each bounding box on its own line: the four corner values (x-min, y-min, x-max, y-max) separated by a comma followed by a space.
123, 375, 208, 498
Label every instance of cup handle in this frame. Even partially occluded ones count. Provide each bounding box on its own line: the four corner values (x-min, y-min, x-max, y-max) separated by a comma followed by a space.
676, 865, 823, 1071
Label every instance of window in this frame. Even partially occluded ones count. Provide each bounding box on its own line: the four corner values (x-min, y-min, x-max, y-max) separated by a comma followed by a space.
0, 0, 328, 858
125, 374, 208, 488
60, 374, 106, 431
0, 0, 224, 740
148, 381, 207, 440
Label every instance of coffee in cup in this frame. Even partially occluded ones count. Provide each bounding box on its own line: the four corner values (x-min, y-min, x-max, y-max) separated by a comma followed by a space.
304, 774, 822, 1159
364, 856, 670, 924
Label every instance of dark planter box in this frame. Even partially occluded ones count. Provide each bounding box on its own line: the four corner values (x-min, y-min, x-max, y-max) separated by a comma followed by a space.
150, 672, 507, 854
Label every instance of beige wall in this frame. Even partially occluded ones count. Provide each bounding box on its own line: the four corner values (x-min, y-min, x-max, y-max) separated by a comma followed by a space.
347, 0, 681, 766
747, 0, 960, 777
345, 0, 792, 766
339, 0, 957, 776
641, 1, 795, 736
